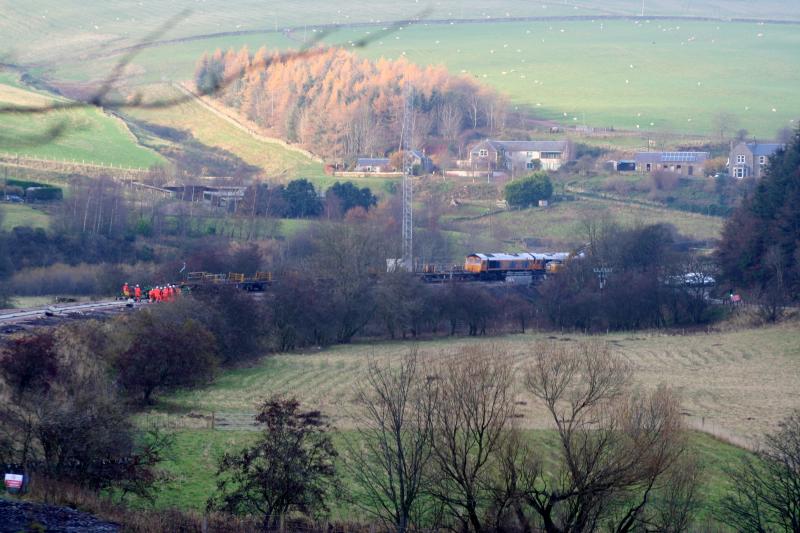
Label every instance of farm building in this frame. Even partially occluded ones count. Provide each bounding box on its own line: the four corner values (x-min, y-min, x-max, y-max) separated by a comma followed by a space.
633, 152, 709, 176
728, 141, 784, 179
355, 157, 392, 173
465, 139, 572, 172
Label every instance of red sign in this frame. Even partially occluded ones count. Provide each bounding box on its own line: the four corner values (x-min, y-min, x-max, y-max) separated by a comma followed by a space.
4, 473, 23, 490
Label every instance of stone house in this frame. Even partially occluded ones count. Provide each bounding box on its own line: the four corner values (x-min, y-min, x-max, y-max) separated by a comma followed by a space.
466, 139, 572, 172
728, 141, 784, 179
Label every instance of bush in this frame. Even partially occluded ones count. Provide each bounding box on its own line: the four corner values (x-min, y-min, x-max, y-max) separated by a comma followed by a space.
114, 302, 220, 403
504, 172, 553, 208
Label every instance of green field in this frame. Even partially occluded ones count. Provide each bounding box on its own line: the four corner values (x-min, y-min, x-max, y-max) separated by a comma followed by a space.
337, 19, 800, 137
39, 18, 800, 139
4, 3, 797, 141
0, 79, 165, 167
125, 84, 325, 179
148, 428, 748, 519
154, 322, 800, 443
444, 194, 725, 249
3, 1, 799, 66
139, 322, 800, 516
0, 203, 51, 230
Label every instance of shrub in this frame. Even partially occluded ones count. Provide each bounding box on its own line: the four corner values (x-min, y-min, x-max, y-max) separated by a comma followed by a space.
504, 172, 553, 208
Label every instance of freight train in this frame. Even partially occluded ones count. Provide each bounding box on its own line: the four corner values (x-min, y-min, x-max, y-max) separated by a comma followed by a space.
179, 251, 572, 290
464, 252, 569, 280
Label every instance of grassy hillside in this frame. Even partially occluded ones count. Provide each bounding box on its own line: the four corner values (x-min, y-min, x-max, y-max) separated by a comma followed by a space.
341, 19, 800, 138
156, 322, 799, 443
140, 322, 800, 515
147, 428, 749, 518
444, 195, 724, 249
0, 78, 164, 167
0, 203, 50, 230
126, 84, 325, 178
3, 1, 799, 65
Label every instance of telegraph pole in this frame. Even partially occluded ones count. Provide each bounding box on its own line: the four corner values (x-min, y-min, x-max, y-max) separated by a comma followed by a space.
400, 83, 414, 271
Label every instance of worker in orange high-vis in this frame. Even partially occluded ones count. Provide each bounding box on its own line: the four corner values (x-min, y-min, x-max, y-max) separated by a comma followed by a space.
164, 286, 173, 302
154, 286, 163, 302
122, 283, 130, 299
175, 285, 181, 298
134, 285, 142, 302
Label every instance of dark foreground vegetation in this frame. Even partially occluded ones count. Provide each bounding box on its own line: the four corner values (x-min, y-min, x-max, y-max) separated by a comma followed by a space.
3, 326, 800, 532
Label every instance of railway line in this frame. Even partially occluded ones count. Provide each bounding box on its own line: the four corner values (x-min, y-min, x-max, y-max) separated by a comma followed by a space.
0, 300, 137, 333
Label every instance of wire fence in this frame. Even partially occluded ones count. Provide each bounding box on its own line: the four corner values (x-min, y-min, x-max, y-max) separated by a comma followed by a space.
140, 411, 260, 431
0, 152, 151, 178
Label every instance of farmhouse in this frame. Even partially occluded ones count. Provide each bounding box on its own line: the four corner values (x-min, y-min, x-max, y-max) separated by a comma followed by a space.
466, 139, 572, 172
408, 150, 434, 173
633, 151, 709, 177
729, 141, 784, 179
355, 157, 392, 173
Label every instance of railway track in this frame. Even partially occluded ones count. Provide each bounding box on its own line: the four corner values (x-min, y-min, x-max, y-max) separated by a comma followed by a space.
0, 300, 136, 332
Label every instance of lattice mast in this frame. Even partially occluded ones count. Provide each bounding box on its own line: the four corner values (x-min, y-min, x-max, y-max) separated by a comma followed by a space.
400, 82, 414, 270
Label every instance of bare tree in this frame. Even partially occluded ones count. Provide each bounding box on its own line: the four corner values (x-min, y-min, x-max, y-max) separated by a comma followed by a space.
439, 102, 464, 147
517, 341, 698, 533
719, 411, 800, 533
344, 348, 433, 533
713, 111, 739, 140
426, 345, 517, 532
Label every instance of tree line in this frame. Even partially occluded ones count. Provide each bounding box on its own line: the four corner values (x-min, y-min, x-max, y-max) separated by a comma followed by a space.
194, 46, 506, 162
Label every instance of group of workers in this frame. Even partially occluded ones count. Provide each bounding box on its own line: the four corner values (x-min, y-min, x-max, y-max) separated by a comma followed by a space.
122, 283, 182, 303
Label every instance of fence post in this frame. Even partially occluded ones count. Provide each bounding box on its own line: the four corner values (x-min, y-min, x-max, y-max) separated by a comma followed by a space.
211, 411, 216, 430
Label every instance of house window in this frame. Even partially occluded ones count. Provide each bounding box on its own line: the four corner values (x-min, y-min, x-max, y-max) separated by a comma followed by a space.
479, 149, 488, 157
759, 156, 766, 165
688, 165, 694, 176
541, 151, 561, 159
526, 162, 533, 169
736, 154, 746, 164
646, 163, 652, 172
526, 151, 534, 157
734, 167, 745, 179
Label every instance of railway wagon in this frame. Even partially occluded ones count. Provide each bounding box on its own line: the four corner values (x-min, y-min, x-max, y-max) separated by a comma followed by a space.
464, 252, 569, 280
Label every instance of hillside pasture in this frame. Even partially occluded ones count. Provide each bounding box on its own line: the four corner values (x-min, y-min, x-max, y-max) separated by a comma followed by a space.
159, 322, 800, 444
0, 79, 164, 167
4, 1, 800, 66
146, 429, 750, 516
124, 84, 326, 180
445, 195, 725, 248
0, 203, 50, 231
342, 19, 800, 138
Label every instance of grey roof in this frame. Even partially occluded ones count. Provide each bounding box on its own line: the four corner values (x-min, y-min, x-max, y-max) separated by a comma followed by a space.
746, 143, 784, 157
471, 139, 568, 153
409, 149, 428, 160
356, 158, 390, 166
489, 140, 567, 152
634, 151, 709, 164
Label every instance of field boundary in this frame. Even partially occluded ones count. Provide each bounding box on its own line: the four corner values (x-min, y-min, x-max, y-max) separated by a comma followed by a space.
0, 152, 151, 179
